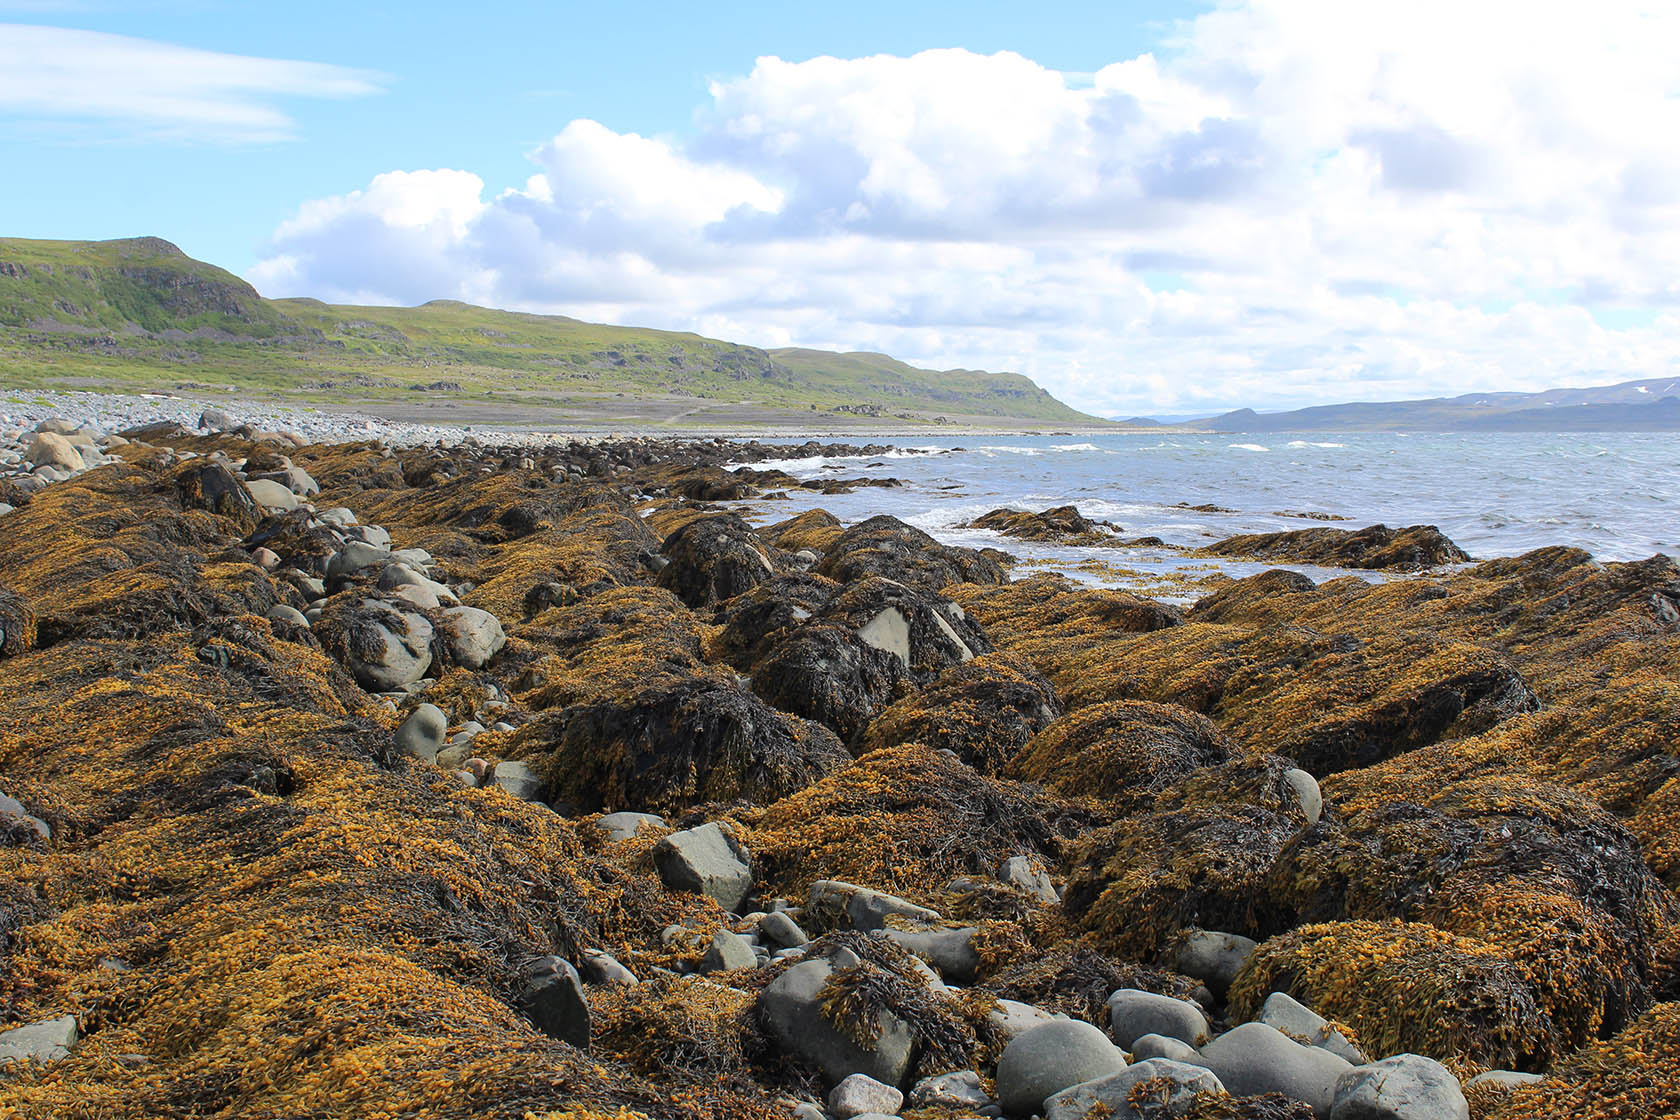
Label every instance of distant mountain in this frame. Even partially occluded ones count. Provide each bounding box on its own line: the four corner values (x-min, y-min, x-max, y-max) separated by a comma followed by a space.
0, 236, 1108, 429
1192, 378, 1680, 432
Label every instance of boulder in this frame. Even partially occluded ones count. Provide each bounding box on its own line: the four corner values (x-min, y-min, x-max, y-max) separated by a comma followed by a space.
884, 926, 980, 983
760, 958, 917, 1087
1330, 1054, 1468, 1120
1008, 699, 1233, 808
1130, 1033, 1201, 1064
244, 478, 300, 511
995, 1019, 1129, 1118
860, 653, 1062, 772
808, 880, 942, 932
0, 1015, 78, 1065
326, 542, 392, 581
394, 703, 448, 763
1044, 1058, 1226, 1120
248, 466, 319, 496
1260, 991, 1367, 1064
516, 956, 590, 1049
656, 513, 776, 608
594, 811, 668, 843
26, 431, 83, 472
759, 910, 810, 948
986, 998, 1055, 1043
198, 407, 237, 431
828, 1073, 905, 1119
1194, 1021, 1352, 1117
1284, 768, 1323, 824
817, 514, 1009, 591
821, 577, 992, 682
1205, 524, 1471, 571
699, 929, 758, 973
998, 854, 1059, 903
314, 598, 434, 691
910, 1070, 990, 1109
174, 462, 261, 525
654, 822, 754, 913
492, 761, 543, 801
1171, 931, 1258, 997
711, 572, 840, 668
1107, 989, 1211, 1049
751, 623, 909, 744
440, 605, 507, 669
1, 791, 50, 844
579, 948, 638, 986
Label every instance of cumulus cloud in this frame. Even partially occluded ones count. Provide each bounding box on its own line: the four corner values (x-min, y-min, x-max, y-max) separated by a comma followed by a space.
0, 24, 381, 141
250, 0, 1680, 414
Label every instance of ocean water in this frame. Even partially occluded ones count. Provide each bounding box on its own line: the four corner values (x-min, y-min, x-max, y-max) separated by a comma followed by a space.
729, 431, 1679, 600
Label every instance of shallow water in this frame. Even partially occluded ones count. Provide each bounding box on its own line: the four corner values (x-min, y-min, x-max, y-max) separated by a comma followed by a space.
729, 431, 1679, 600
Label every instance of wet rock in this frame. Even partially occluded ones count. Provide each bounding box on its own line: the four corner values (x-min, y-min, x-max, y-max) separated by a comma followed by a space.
1044, 1058, 1226, 1120
1260, 992, 1367, 1064
1330, 1054, 1468, 1120
1107, 989, 1211, 1049
1170, 931, 1258, 997
654, 822, 754, 912
760, 958, 916, 1087
817, 515, 1009, 591
516, 956, 590, 1049
656, 512, 776, 608
995, 1019, 1128, 1118
1205, 525, 1471, 570
439, 605, 506, 669
394, 703, 448, 763
1194, 1021, 1353, 1117
828, 1073, 904, 1119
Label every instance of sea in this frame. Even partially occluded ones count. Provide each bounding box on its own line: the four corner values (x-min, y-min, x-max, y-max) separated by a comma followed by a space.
730, 431, 1680, 602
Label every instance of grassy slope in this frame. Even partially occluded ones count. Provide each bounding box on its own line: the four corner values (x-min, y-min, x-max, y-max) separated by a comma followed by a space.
0, 236, 1105, 428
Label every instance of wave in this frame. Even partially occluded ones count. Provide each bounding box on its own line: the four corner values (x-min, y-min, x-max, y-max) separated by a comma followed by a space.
1286, 440, 1346, 449
1228, 443, 1269, 452
1051, 443, 1101, 452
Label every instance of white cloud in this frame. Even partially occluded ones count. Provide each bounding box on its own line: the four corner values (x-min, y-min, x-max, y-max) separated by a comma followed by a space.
250, 1, 1680, 414
0, 23, 381, 141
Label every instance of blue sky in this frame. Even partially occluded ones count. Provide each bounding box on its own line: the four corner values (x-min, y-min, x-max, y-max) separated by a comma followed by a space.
2, 1, 1677, 415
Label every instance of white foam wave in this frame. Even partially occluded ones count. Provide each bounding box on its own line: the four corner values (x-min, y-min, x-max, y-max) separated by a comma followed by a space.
1052, 443, 1101, 452
1286, 440, 1346, 449
1229, 443, 1269, 452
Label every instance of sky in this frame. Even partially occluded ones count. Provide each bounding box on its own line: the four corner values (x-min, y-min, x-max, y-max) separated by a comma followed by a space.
2, 1, 1678, 417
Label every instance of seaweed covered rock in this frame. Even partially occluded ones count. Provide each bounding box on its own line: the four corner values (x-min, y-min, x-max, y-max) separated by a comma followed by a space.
970, 504, 1111, 543
750, 623, 911, 744
0, 588, 35, 658
760, 508, 845, 554
982, 945, 1202, 1024
508, 674, 849, 814
657, 512, 778, 608
817, 515, 1009, 591
752, 744, 1071, 903
313, 595, 436, 691
1483, 1001, 1680, 1120
1205, 524, 1470, 570
859, 653, 1061, 772
759, 957, 919, 1088
820, 576, 992, 680
1007, 700, 1233, 809
711, 572, 840, 670
171, 460, 261, 529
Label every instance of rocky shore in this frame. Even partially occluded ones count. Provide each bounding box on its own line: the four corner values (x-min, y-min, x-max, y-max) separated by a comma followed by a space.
1, 413, 1677, 1120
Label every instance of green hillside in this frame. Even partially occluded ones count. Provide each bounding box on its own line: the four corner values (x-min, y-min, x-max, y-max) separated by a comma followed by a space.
0, 236, 1106, 429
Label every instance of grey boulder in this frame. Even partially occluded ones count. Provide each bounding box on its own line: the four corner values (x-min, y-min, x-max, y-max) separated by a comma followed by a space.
492, 760, 544, 801
655, 822, 754, 912
1170, 930, 1258, 996
244, 478, 300, 511
516, 956, 590, 1048
699, 929, 758, 973
1130, 1033, 1201, 1064
987, 998, 1055, 1043
440, 605, 507, 669
828, 1073, 905, 1119
884, 926, 980, 983
1, 792, 50, 843
760, 958, 916, 1087
0, 1015, 78, 1065
594, 811, 668, 842
1331, 1055, 1469, 1120
759, 910, 810, 948
910, 1069, 990, 1109
327, 541, 391, 580
808, 879, 941, 931
1107, 989, 1211, 1049
339, 601, 433, 691
996, 1019, 1128, 1118
394, 703, 448, 763
1045, 1058, 1225, 1120
1195, 1021, 1352, 1117
998, 854, 1059, 903
1260, 991, 1367, 1064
